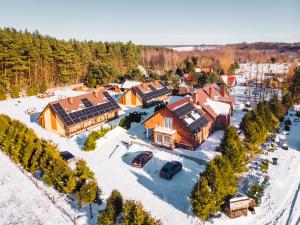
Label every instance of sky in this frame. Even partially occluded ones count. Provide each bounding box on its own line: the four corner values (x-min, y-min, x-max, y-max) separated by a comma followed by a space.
0, 0, 299, 45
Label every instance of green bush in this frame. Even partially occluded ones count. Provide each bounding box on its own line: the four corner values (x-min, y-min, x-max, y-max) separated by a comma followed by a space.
10, 85, 20, 98
119, 112, 144, 130
83, 127, 113, 151
0, 86, 6, 100
39, 83, 48, 93
247, 182, 264, 201
27, 85, 39, 96
260, 159, 269, 173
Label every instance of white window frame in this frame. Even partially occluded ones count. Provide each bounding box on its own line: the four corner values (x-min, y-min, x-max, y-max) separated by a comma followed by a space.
164, 117, 173, 129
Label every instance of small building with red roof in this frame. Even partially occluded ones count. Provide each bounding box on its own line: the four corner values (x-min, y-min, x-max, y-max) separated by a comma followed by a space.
220, 75, 237, 87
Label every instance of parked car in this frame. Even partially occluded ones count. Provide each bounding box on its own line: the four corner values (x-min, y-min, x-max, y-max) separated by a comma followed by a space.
160, 161, 182, 180
131, 151, 153, 168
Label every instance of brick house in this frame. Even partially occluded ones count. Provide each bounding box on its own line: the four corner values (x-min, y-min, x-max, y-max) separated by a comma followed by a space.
144, 97, 214, 150
119, 80, 171, 107
38, 89, 120, 136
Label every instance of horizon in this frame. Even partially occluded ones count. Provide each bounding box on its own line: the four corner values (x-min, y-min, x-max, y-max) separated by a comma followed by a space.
1, 0, 299, 45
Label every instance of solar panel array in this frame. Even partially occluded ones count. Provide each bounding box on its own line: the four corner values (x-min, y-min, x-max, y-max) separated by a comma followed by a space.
171, 102, 209, 134
81, 98, 93, 108
148, 85, 156, 91
187, 116, 209, 133
51, 92, 120, 127
135, 86, 171, 102
172, 103, 194, 118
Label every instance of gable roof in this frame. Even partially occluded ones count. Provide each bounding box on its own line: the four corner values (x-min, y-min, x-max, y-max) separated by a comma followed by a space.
133, 81, 171, 102
220, 75, 236, 86
40, 89, 120, 128
167, 97, 213, 134
202, 84, 234, 104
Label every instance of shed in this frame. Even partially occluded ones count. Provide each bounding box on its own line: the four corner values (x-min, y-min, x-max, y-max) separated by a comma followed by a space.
60, 151, 76, 163
224, 193, 250, 218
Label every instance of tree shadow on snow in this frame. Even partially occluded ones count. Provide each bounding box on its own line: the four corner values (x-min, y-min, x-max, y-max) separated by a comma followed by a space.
122, 151, 200, 214
30, 112, 41, 124
75, 133, 88, 149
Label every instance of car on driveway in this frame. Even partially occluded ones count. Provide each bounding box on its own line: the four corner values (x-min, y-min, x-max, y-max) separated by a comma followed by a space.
131, 151, 153, 168
160, 161, 182, 180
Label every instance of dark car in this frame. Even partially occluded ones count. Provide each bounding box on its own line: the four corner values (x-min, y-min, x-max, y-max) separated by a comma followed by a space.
131, 151, 153, 168
159, 161, 182, 180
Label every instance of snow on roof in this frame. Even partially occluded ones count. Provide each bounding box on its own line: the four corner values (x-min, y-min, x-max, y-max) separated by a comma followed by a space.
205, 98, 230, 116
121, 80, 141, 89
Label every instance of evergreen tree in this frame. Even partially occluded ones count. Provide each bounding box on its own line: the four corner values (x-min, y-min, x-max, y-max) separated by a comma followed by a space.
220, 126, 246, 172
191, 177, 216, 220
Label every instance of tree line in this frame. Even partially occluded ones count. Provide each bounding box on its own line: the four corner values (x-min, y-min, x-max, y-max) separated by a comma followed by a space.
0, 114, 99, 216
190, 94, 288, 221
0, 28, 140, 97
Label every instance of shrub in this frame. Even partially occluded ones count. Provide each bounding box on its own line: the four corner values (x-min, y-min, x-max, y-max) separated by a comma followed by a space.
260, 159, 269, 173
83, 127, 113, 151
247, 182, 263, 200
39, 83, 48, 93
0, 86, 6, 100
119, 112, 144, 129
27, 85, 39, 96
10, 85, 20, 98
284, 125, 290, 131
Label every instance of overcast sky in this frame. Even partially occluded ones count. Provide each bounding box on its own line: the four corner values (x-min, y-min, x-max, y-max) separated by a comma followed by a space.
1, 0, 299, 44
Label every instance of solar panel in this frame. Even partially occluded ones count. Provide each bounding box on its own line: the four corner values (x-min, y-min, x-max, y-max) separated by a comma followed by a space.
172, 103, 194, 118
134, 86, 171, 102
187, 116, 209, 133
51, 92, 120, 127
52, 103, 75, 126
82, 98, 93, 108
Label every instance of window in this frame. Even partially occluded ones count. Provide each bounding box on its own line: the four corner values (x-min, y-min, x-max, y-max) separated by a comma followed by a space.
156, 134, 163, 144
164, 136, 170, 146
164, 117, 173, 129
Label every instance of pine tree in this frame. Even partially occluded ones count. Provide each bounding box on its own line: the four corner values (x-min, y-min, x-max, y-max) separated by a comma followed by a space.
191, 177, 216, 220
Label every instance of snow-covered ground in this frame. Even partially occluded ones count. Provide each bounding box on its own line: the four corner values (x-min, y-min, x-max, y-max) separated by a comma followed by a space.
236, 63, 290, 80
0, 84, 299, 225
0, 151, 81, 225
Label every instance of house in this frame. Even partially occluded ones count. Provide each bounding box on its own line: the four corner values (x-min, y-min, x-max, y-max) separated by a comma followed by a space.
220, 75, 237, 87
38, 89, 120, 136
192, 88, 231, 129
119, 80, 171, 107
202, 84, 235, 111
144, 97, 214, 150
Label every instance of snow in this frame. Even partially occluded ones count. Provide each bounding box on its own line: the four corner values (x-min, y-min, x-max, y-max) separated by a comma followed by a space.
0, 152, 82, 225
0, 70, 300, 225
120, 80, 141, 89
205, 98, 230, 116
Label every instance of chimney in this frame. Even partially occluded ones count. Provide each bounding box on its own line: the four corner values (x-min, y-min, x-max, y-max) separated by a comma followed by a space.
68, 97, 73, 104
192, 92, 197, 103
93, 91, 98, 98
209, 85, 213, 98
220, 85, 225, 97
